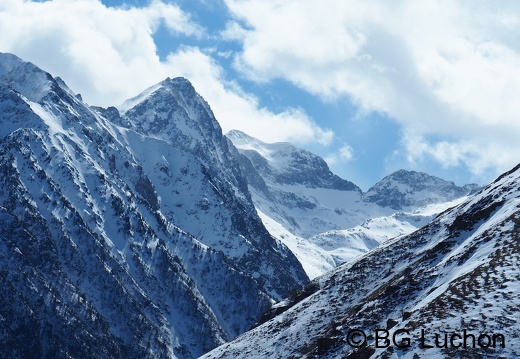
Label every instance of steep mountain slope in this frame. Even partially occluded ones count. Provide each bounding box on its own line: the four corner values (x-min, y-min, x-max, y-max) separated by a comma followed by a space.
0, 53, 307, 359
227, 130, 371, 237
227, 130, 476, 278
203, 164, 520, 359
226, 130, 390, 277
112, 77, 308, 300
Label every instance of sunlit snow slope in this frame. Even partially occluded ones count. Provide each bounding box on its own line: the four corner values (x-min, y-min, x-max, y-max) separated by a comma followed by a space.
203, 164, 520, 359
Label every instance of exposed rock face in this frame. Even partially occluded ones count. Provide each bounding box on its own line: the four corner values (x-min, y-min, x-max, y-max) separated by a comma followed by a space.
0, 52, 308, 359
227, 129, 367, 239
227, 129, 360, 192
226, 130, 478, 278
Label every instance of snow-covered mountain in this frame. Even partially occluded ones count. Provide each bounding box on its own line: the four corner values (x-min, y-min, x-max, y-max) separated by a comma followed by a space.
0, 52, 492, 359
202, 163, 520, 359
226, 130, 477, 278
226, 130, 368, 237
363, 169, 480, 210
0, 53, 308, 359
226, 130, 386, 277
308, 197, 470, 268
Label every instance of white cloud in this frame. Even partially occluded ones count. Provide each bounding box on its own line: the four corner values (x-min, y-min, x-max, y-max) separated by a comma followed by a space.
324, 143, 354, 166
401, 129, 520, 179
0, 0, 332, 146
164, 47, 334, 145
224, 0, 520, 178
0, 0, 202, 106
339, 145, 354, 161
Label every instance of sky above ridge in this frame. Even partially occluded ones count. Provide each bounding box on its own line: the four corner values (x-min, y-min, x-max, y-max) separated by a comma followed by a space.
1, 0, 520, 190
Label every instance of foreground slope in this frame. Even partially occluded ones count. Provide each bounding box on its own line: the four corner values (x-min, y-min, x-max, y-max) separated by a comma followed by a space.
203, 164, 520, 358
0, 53, 307, 359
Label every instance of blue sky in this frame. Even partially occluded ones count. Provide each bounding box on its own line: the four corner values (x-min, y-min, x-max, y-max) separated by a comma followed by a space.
2, 0, 520, 190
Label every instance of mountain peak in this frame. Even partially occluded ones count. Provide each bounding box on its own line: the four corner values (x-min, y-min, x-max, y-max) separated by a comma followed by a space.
385, 169, 449, 183
161, 76, 194, 89
0, 52, 85, 110
0, 52, 26, 76
363, 169, 478, 209
226, 129, 256, 142
0, 52, 56, 103
115, 75, 223, 153
227, 130, 361, 192
117, 77, 196, 115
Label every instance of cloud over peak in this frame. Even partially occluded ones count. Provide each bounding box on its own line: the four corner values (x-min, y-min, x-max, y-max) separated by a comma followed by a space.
1, 0, 519, 185
224, 0, 520, 178
0, 0, 331, 147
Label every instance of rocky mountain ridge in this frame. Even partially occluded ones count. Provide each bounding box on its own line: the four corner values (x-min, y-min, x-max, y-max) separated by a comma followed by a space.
227, 129, 478, 278
0, 52, 307, 359
0, 52, 489, 359
363, 168, 480, 210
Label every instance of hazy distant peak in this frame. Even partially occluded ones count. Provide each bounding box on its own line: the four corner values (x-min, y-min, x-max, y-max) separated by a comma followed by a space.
363, 168, 479, 209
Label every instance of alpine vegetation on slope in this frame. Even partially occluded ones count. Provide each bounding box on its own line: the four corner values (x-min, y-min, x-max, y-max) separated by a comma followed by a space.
0, 53, 308, 359
202, 164, 520, 359
227, 130, 477, 278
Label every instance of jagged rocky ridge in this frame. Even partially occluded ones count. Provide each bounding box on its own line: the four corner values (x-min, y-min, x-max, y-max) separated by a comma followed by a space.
0, 53, 308, 359
0, 52, 492, 359
226, 130, 366, 238
202, 164, 520, 359
226, 130, 477, 278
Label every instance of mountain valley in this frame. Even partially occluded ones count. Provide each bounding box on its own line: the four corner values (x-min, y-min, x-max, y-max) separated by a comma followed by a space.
1, 52, 515, 359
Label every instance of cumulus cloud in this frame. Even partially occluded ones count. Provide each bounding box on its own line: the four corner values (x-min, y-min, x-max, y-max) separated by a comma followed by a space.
324, 144, 354, 166
0, 0, 332, 146
339, 145, 354, 161
165, 47, 334, 145
224, 0, 520, 178
402, 130, 517, 177
0, 0, 203, 105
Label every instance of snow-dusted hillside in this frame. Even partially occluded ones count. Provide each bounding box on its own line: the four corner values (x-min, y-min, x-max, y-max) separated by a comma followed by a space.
227, 130, 389, 278
227, 130, 476, 278
309, 197, 469, 268
202, 164, 520, 359
1, 52, 495, 359
0, 53, 308, 359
